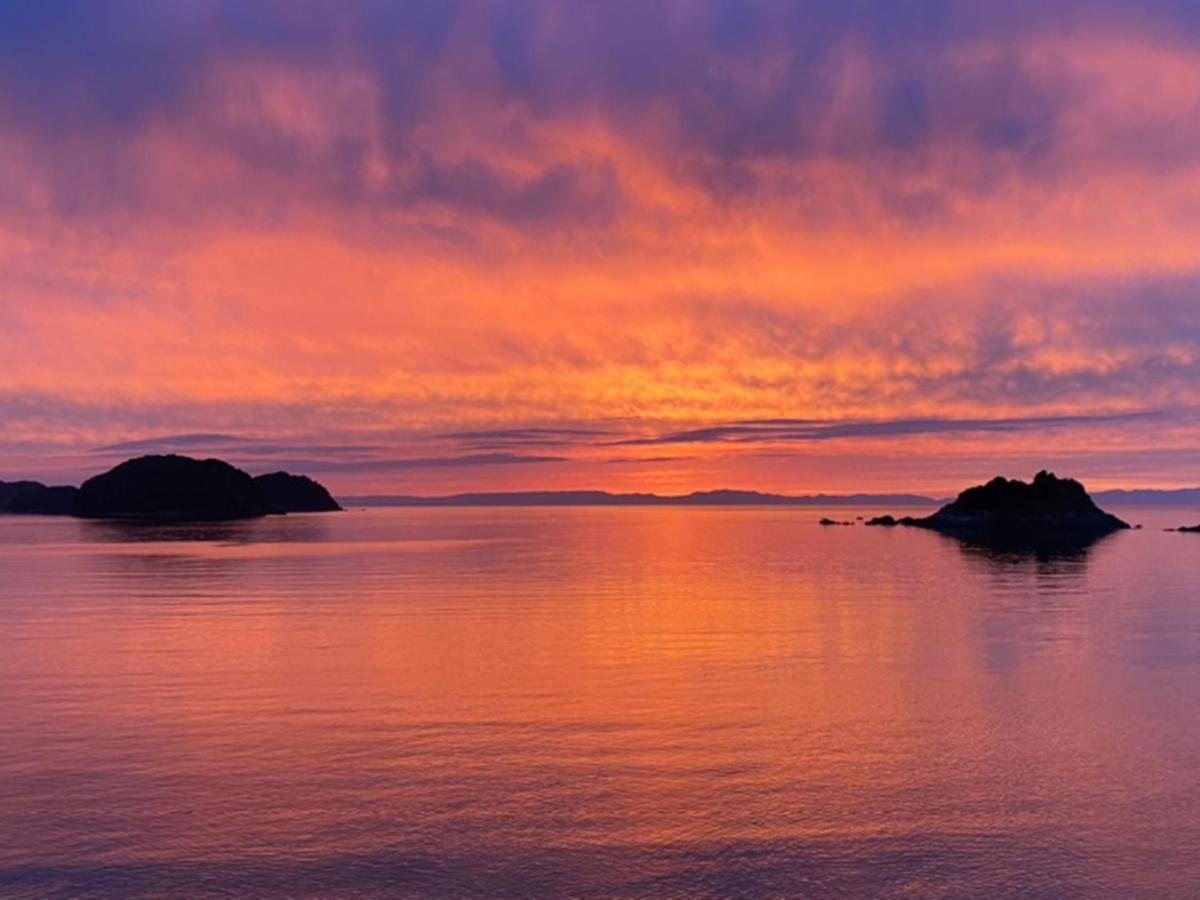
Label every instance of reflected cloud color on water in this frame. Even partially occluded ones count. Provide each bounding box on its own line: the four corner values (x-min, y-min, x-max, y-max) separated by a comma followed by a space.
0, 507, 1197, 898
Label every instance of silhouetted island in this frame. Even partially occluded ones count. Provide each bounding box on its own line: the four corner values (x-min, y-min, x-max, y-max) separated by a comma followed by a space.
866, 471, 1129, 548
0, 455, 340, 521
1169, 524, 1200, 533
252, 471, 342, 513
0, 481, 81, 515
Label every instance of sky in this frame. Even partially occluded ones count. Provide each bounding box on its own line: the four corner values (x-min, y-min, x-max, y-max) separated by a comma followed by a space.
2, 0, 1200, 496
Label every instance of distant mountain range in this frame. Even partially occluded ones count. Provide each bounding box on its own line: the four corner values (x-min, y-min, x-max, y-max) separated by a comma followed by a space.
1091, 487, 1200, 507
345, 486, 1200, 508
345, 489, 941, 507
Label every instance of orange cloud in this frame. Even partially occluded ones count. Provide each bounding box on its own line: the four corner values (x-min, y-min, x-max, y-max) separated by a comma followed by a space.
2, 9, 1200, 492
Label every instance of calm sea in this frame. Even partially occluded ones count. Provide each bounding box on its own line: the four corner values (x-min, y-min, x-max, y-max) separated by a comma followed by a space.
1, 506, 1198, 899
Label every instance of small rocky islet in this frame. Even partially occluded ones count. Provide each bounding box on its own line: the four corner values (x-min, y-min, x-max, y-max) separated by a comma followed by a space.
0, 454, 340, 521
865, 470, 1129, 548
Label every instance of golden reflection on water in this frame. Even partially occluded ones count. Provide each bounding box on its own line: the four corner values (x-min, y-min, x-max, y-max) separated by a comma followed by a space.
0, 508, 1198, 898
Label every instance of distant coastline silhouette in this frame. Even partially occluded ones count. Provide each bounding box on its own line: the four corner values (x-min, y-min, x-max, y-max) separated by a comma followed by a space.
2, 459, 1196, 540
342, 485, 1200, 508
346, 489, 940, 507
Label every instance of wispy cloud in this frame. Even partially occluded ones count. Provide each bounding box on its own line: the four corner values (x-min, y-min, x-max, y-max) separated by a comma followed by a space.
93, 434, 251, 453
93, 433, 388, 457
438, 427, 617, 450
258, 453, 568, 474
602, 456, 689, 465
613, 412, 1161, 446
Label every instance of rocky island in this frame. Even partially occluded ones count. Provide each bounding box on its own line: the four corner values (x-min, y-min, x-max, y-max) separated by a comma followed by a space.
0, 455, 340, 521
252, 471, 342, 513
866, 471, 1129, 548
0, 481, 82, 515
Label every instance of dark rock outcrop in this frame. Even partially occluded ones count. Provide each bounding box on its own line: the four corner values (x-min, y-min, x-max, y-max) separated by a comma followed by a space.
253, 472, 341, 513
77, 456, 267, 520
875, 471, 1128, 548
1, 456, 341, 521
0, 481, 81, 515
1169, 524, 1200, 533
10, 485, 81, 515
866, 515, 897, 526
72, 455, 342, 521
0, 481, 43, 510
864, 514, 920, 527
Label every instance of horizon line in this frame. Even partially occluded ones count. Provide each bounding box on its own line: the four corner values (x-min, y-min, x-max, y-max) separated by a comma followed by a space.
338, 486, 1200, 508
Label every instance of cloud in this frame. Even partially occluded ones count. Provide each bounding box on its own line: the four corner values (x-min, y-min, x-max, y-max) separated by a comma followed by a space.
3, 1, 1199, 230
3, 3, 1200, 491
438, 426, 618, 450
612, 412, 1161, 446
602, 455, 688, 465
92, 433, 389, 458
439, 427, 615, 440
93, 433, 249, 453
247, 453, 567, 474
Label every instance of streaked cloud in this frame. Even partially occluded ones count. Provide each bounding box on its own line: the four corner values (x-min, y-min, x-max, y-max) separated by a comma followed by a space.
92, 434, 249, 453
2, 2, 1200, 493
612, 412, 1162, 446
279, 453, 568, 473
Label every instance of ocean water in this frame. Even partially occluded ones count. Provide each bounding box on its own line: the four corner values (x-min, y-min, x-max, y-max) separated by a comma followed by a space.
0, 506, 1198, 899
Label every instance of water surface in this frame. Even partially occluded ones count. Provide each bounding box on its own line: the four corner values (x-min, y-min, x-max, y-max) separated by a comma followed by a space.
1, 507, 1198, 898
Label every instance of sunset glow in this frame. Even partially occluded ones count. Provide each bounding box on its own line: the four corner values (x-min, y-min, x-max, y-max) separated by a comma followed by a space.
3, 2, 1199, 494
